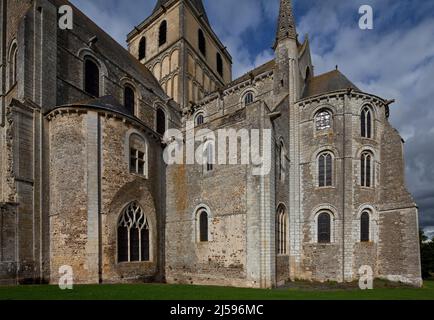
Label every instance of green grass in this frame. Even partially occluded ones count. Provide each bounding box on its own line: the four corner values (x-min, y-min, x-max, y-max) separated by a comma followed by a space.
0, 281, 433, 300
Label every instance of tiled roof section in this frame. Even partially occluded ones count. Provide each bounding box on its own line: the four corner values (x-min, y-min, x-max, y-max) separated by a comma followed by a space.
46, 95, 133, 117
48, 0, 167, 99
153, 0, 209, 23
224, 60, 275, 90
302, 70, 360, 99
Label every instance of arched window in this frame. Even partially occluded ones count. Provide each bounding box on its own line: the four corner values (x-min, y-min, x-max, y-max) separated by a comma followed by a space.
129, 133, 147, 177
244, 91, 254, 105
198, 29, 206, 56
318, 212, 331, 243
159, 20, 167, 46
276, 206, 287, 255
278, 141, 286, 182
124, 85, 135, 114
315, 109, 332, 131
156, 108, 166, 135
138, 37, 146, 60
361, 106, 373, 138
84, 57, 100, 97
117, 202, 150, 262
318, 152, 333, 187
195, 112, 204, 126
361, 211, 370, 242
199, 209, 208, 242
204, 141, 215, 172
361, 151, 373, 187
8, 42, 18, 88
216, 53, 223, 77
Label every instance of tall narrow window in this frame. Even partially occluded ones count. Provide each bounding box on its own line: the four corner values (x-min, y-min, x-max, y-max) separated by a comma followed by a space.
159, 20, 167, 46
117, 202, 150, 262
84, 58, 100, 97
279, 141, 286, 182
361, 152, 373, 187
318, 212, 331, 243
276, 206, 287, 255
204, 141, 214, 172
138, 37, 146, 60
124, 85, 135, 114
129, 134, 147, 177
156, 108, 166, 135
318, 152, 333, 187
199, 210, 208, 242
244, 91, 254, 105
8, 42, 18, 88
315, 109, 332, 131
216, 53, 223, 77
361, 106, 373, 138
198, 29, 206, 56
361, 212, 370, 242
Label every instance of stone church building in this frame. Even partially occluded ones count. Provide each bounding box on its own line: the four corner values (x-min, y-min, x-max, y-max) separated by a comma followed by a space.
0, 0, 422, 287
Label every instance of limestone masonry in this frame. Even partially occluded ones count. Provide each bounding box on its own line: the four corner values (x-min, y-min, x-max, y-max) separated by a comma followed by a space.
0, 0, 422, 287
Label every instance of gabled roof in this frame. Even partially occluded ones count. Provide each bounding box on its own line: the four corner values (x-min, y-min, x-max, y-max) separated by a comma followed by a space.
224, 60, 275, 90
153, 0, 210, 23
302, 70, 359, 99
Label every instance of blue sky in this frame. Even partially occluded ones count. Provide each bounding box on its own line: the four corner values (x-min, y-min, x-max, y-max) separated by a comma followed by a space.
70, 0, 434, 238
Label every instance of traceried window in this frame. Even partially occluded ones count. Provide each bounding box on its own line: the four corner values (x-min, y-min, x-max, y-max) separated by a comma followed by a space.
197, 209, 209, 242
156, 108, 166, 135
216, 53, 223, 77
159, 20, 167, 46
318, 152, 333, 187
138, 37, 146, 60
117, 202, 150, 263
195, 112, 204, 126
129, 134, 147, 177
244, 91, 254, 105
318, 212, 331, 243
315, 110, 332, 131
361, 211, 370, 242
198, 29, 206, 56
276, 206, 288, 255
361, 106, 373, 138
361, 151, 373, 187
84, 57, 100, 97
124, 85, 135, 115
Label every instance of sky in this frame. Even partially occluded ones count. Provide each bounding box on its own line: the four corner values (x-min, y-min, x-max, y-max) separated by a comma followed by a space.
70, 0, 434, 239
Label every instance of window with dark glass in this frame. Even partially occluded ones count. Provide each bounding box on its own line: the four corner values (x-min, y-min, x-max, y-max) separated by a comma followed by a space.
244, 92, 254, 105
195, 113, 204, 126
117, 202, 150, 262
361, 106, 372, 138
198, 29, 206, 56
129, 134, 147, 177
318, 152, 333, 187
124, 85, 135, 114
217, 53, 223, 77
84, 58, 100, 97
361, 212, 370, 242
159, 20, 167, 46
361, 152, 373, 187
139, 37, 146, 60
199, 211, 208, 242
205, 142, 214, 172
156, 108, 166, 135
318, 212, 331, 243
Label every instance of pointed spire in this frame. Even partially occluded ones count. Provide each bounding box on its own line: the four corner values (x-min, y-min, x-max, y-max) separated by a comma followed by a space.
274, 0, 297, 47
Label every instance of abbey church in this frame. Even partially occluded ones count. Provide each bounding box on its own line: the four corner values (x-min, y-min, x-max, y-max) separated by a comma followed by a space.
0, 0, 422, 287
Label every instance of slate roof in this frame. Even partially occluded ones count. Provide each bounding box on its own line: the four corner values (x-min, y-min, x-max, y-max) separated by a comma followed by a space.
302, 70, 359, 99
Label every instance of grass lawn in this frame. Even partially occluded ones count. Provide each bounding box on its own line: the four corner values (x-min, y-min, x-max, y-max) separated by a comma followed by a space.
0, 280, 433, 300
